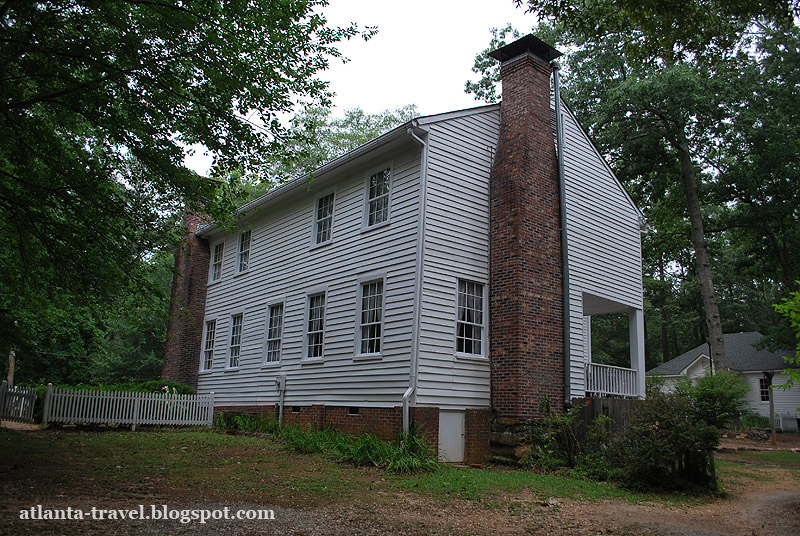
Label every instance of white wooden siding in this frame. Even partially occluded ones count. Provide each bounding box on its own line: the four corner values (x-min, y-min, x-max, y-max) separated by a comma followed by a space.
560, 104, 644, 396
197, 145, 421, 408
416, 109, 500, 409
740, 372, 800, 418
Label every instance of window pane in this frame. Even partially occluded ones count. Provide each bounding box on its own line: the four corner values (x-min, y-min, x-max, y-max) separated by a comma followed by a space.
306, 294, 325, 358
266, 304, 283, 362
456, 279, 484, 356
315, 194, 334, 244
359, 281, 383, 354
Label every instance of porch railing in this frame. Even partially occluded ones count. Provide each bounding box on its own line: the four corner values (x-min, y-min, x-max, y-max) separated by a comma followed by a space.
585, 363, 638, 398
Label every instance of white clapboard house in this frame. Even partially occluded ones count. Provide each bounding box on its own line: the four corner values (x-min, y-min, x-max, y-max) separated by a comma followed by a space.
164, 36, 646, 463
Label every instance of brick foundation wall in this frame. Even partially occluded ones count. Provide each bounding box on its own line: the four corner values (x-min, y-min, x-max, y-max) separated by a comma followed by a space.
213, 404, 488, 464
162, 211, 210, 389
489, 50, 565, 421
464, 408, 492, 465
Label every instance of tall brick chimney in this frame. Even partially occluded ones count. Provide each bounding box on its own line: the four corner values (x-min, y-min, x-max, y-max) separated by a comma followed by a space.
488, 35, 566, 427
162, 210, 210, 389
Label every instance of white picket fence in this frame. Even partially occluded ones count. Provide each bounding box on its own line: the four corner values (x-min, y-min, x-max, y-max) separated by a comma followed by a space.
0, 381, 37, 423
42, 384, 214, 430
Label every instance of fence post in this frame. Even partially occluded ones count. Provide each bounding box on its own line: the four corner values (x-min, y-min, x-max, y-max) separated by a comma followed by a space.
207, 392, 215, 427
132, 395, 140, 432
0, 380, 7, 422
42, 383, 53, 427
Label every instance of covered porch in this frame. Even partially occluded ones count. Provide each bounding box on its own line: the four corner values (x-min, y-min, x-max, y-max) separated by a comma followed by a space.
581, 292, 646, 398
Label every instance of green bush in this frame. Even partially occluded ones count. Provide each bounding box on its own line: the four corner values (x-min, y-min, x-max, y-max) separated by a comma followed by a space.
609, 389, 720, 490
738, 412, 771, 429
675, 370, 749, 428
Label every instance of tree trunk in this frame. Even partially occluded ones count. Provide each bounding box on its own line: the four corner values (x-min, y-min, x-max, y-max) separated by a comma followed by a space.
675, 127, 728, 371
7, 348, 14, 386
659, 257, 669, 364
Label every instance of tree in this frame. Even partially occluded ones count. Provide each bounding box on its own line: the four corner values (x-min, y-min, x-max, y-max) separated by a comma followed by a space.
1, 1, 372, 365
774, 285, 800, 391
472, 2, 798, 371
226, 105, 419, 205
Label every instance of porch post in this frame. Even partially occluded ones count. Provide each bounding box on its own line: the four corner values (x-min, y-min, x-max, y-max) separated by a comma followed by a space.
629, 309, 646, 397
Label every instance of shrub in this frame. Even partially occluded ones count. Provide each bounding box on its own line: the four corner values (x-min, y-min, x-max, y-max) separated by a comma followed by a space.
609, 389, 720, 490
675, 370, 749, 428
212, 413, 438, 474
738, 411, 771, 429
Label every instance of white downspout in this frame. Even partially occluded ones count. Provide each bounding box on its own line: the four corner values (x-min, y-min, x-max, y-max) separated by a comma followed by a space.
553, 63, 573, 406
404, 121, 429, 434
276, 375, 286, 425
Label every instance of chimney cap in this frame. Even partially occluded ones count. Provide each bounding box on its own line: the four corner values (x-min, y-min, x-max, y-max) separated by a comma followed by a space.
488, 34, 563, 63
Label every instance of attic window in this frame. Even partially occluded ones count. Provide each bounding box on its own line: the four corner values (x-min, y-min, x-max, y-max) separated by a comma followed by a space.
366, 168, 391, 227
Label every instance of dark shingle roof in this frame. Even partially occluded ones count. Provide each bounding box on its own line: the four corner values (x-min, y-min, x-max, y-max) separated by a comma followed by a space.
647, 332, 795, 376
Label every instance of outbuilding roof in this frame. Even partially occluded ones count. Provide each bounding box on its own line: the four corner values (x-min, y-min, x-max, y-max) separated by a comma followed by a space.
647, 332, 795, 376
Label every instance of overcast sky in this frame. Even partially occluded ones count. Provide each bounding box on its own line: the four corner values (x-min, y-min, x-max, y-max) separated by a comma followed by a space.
185, 0, 536, 174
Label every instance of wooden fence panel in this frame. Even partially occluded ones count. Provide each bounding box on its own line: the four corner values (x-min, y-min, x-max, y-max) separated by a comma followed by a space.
0, 381, 37, 423
42, 384, 214, 429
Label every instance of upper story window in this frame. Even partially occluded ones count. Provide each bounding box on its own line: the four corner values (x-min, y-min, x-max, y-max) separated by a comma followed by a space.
210, 243, 224, 282
357, 280, 384, 356
759, 377, 770, 402
305, 292, 326, 359
265, 303, 284, 363
314, 193, 335, 245
228, 313, 243, 368
201, 319, 216, 371
456, 279, 485, 356
237, 230, 251, 273
366, 168, 391, 227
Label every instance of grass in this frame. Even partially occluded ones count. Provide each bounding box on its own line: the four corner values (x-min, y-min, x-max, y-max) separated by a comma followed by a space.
391, 464, 698, 505
717, 449, 800, 466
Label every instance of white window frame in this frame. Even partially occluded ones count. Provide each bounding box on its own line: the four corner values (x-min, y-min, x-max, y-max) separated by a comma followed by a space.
355, 275, 386, 359
454, 278, 488, 359
759, 377, 770, 402
227, 313, 244, 369
303, 288, 327, 362
362, 164, 393, 230
263, 300, 285, 366
237, 230, 251, 274
311, 191, 336, 247
200, 318, 217, 371
209, 242, 224, 283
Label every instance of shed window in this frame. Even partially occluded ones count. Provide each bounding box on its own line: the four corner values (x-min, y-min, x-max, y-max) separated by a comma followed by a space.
759, 377, 770, 402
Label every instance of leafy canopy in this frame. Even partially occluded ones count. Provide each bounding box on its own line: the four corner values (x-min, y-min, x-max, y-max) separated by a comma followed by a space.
1, 1, 372, 353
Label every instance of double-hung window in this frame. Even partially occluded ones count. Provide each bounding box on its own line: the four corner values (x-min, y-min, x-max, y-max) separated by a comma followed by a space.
210, 243, 224, 282
358, 280, 384, 356
314, 193, 335, 245
759, 377, 770, 402
306, 293, 326, 359
201, 320, 216, 371
456, 279, 485, 356
228, 314, 243, 368
265, 303, 283, 363
237, 230, 251, 273
366, 168, 391, 227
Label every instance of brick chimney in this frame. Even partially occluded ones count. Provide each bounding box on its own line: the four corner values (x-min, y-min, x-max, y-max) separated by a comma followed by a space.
162, 210, 210, 389
488, 35, 566, 425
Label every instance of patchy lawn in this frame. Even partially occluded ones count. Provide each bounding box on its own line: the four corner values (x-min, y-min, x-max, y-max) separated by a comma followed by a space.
1, 427, 798, 535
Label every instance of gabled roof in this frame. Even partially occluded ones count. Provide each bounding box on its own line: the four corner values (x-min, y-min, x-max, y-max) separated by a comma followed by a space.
647, 332, 796, 376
